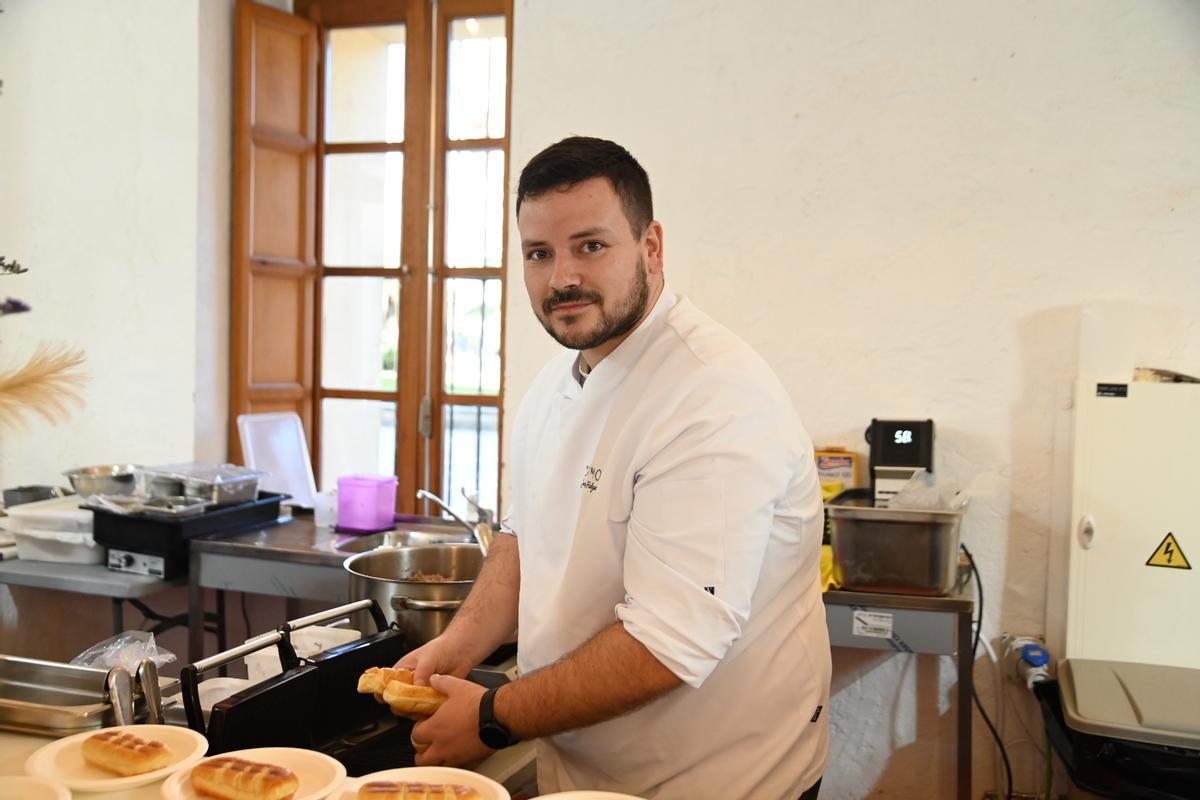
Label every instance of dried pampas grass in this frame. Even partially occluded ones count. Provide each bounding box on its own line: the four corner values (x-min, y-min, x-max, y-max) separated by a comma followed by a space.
0, 344, 88, 431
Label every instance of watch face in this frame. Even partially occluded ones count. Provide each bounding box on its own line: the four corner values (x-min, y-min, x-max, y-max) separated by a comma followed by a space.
479, 721, 509, 750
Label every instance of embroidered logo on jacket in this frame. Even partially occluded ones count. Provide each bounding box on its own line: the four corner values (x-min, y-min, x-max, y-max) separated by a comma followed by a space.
581, 465, 602, 493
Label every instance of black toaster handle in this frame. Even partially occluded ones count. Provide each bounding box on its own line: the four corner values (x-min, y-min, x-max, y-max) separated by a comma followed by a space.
179, 630, 300, 735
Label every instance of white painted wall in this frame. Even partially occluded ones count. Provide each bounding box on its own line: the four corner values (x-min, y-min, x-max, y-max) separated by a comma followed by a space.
0, 0, 233, 663
0, 0, 231, 482
505, 1, 1200, 797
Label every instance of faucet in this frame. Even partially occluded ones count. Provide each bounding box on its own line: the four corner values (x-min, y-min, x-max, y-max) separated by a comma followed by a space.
416, 488, 495, 557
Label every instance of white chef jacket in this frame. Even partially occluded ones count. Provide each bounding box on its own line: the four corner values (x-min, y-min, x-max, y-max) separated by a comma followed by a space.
503, 286, 830, 800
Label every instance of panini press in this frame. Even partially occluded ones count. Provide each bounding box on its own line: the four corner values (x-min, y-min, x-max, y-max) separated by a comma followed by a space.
178, 599, 427, 775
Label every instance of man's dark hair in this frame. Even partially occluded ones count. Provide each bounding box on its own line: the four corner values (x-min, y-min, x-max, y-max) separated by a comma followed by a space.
516, 136, 653, 237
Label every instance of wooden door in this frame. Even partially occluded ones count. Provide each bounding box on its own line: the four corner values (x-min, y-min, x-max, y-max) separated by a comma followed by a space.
229, 0, 319, 464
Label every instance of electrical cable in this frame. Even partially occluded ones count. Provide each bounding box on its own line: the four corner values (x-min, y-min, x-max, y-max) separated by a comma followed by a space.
978, 632, 1009, 792
962, 543, 1014, 800
241, 592, 252, 640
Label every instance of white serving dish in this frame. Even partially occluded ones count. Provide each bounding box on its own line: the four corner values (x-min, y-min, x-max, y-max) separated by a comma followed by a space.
24, 723, 208, 793
160, 746, 346, 800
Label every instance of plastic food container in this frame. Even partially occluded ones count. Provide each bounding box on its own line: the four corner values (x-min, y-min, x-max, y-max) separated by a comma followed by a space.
827, 489, 964, 596
337, 475, 397, 532
139, 463, 267, 505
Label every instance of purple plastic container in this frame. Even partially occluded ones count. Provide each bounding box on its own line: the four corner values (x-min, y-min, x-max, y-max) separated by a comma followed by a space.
337, 474, 398, 532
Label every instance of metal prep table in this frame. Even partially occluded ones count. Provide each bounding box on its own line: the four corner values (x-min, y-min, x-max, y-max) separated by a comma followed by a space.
186, 516, 349, 663
824, 588, 975, 800
0, 560, 225, 643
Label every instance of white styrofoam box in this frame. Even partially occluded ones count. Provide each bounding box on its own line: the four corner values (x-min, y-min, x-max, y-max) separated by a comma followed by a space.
4, 526, 104, 565
2, 495, 92, 532
244, 626, 361, 683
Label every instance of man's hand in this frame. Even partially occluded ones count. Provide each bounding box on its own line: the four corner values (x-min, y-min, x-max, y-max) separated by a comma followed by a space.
411, 674, 494, 766
370, 636, 474, 715
395, 636, 473, 686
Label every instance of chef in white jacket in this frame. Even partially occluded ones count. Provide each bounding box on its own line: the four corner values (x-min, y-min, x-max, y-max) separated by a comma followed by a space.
397, 137, 831, 800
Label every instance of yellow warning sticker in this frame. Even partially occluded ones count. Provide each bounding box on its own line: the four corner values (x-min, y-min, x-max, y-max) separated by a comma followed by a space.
1146, 533, 1191, 570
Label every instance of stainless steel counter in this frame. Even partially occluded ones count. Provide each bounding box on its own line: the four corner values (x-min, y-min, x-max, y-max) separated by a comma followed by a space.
186, 516, 472, 661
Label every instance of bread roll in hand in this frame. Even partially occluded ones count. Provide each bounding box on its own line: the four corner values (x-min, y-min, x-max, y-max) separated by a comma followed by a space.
357, 781, 481, 800
191, 756, 300, 800
81, 729, 172, 776
357, 666, 446, 717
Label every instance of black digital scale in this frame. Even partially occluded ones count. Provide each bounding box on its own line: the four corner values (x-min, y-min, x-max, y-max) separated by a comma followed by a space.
865, 418, 935, 506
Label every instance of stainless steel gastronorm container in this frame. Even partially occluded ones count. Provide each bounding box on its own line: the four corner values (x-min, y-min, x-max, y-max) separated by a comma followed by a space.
827, 494, 965, 596
0, 656, 148, 736
344, 544, 482, 647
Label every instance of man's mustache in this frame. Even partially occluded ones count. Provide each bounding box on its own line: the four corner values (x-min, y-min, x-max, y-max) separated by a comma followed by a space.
543, 288, 602, 315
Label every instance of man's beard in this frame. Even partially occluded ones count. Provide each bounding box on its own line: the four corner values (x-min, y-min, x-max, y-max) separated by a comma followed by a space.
537, 255, 650, 351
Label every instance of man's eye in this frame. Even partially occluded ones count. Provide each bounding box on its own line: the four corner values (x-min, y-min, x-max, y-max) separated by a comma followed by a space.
582, 241, 605, 253
526, 249, 549, 261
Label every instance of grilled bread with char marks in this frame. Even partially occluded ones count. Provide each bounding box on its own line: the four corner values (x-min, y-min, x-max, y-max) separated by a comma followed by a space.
81, 730, 172, 776
190, 756, 300, 800
357, 781, 481, 800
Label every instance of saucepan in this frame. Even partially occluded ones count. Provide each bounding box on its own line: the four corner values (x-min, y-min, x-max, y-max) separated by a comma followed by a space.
344, 544, 482, 647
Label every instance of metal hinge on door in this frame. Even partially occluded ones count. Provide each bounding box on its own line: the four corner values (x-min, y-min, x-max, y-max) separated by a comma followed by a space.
419, 394, 432, 439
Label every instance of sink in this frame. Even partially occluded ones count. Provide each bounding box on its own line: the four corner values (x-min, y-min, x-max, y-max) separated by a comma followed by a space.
333, 516, 474, 554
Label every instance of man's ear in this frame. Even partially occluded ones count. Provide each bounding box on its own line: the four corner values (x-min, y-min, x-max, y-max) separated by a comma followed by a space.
643, 220, 665, 276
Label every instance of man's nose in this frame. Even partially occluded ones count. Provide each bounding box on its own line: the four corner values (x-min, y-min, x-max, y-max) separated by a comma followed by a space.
547, 253, 581, 291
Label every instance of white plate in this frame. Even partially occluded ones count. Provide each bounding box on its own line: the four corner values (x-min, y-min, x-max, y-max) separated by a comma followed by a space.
538, 793, 646, 799
0, 775, 71, 800
332, 766, 509, 800
25, 724, 208, 793
160, 746, 347, 800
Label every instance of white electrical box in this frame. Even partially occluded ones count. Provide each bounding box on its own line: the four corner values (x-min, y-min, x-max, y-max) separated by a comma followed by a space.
1067, 379, 1200, 669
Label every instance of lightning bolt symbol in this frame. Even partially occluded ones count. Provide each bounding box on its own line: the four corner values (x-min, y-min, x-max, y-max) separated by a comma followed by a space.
1164, 541, 1175, 564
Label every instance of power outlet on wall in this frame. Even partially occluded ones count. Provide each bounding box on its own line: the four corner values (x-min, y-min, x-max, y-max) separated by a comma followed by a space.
1001, 632, 1049, 683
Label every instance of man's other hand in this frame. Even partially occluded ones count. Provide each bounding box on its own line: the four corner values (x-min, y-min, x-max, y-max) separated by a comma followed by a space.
411, 674, 495, 767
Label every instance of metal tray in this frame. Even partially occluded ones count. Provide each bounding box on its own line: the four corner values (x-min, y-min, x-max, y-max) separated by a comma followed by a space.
0, 656, 149, 736
91, 491, 286, 560
827, 488, 965, 596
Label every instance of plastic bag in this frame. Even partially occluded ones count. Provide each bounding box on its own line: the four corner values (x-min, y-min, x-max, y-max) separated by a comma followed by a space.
889, 470, 968, 511
70, 630, 176, 674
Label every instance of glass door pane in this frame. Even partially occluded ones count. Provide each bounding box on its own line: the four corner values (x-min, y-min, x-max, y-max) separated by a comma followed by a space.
320, 398, 397, 491
443, 277, 501, 395
322, 276, 401, 391
444, 149, 504, 267
326, 25, 407, 143
447, 16, 506, 141
323, 152, 404, 267
441, 404, 499, 519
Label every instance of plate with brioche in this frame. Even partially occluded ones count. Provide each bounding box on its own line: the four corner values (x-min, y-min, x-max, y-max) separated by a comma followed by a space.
331, 767, 509, 800
25, 724, 208, 792
160, 746, 347, 800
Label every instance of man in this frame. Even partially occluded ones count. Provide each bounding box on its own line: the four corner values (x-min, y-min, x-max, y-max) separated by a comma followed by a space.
393, 137, 830, 800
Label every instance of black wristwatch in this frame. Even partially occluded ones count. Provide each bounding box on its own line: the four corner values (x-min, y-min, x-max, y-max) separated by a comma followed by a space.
478, 686, 519, 749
